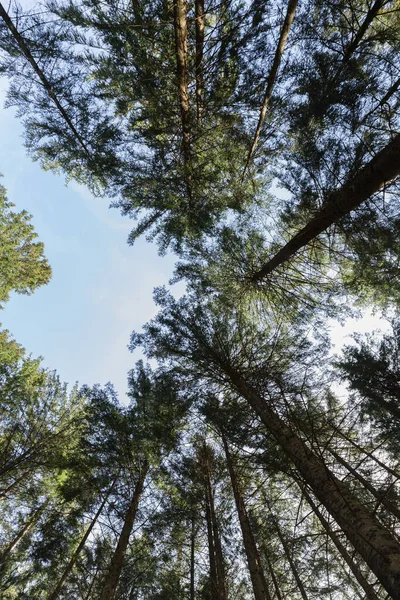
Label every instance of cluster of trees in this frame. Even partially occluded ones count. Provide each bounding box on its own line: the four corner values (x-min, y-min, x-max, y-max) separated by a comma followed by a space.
1, 0, 400, 598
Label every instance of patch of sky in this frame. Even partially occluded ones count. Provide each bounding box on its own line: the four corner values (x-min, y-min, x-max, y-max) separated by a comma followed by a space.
0, 85, 183, 402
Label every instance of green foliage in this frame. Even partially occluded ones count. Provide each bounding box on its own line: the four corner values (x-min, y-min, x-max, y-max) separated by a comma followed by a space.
0, 184, 51, 307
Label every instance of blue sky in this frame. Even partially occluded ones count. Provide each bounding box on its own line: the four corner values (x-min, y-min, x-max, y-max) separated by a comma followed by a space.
0, 83, 181, 401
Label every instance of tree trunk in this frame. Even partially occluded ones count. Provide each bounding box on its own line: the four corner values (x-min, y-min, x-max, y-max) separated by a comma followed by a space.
342, 0, 389, 63
0, 3, 90, 157
265, 498, 308, 600
251, 132, 400, 281
190, 514, 196, 600
208, 473, 228, 600
222, 433, 272, 600
0, 470, 29, 500
202, 445, 228, 600
0, 502, 46, 563
99, 463, 148, 600
48, 479, 117, 600
226, 366, 400, 599
328, 446, 400, 522
243, 0, 298, 178
265, 555, 283, 600
300, 484, 381, 600
205, 479, 219, 600
195, 0, 205, 122
173, 0, 191, 167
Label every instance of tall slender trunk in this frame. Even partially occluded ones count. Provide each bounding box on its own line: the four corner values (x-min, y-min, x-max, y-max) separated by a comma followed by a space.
0, 502, 46, 563
48, 479, 117, 600
251, 132, 400, 281
0, 3, 90, 157
99, 463, 148, 600
243, 0, 298, 178
222, 433, 272, 600
205, 480, 219, 600
190, 514, 196, 600
342, 0, 388, 63
173, 0, 191, 174
0, 471, 30, 500
225, 366, 400, 599
328, 447, 400, 521
202, 445, 228, 600
300, 484, 381, 600
265, 555, 283, 600
207, 473, 228, 600
265, 498, 308, 600
195, 0, 205, 122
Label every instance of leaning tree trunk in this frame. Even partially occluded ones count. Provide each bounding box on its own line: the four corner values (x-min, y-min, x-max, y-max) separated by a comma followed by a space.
224, 365, 400, 599
328, 446, 400, 522
0, 470, 30, 500
0, 2, 90, 157
0, 502, 46, 564
99, 463, 148, 600
222, 433, 272, 600
300, 483, 381, 600
205, 477, 219, 600
265, 498, 309, 600
48, 479, 117, 600
251, 132, 400, 282
242, 0, 298, 178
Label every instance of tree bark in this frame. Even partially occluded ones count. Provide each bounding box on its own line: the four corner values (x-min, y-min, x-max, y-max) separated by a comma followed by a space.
225, 366, 400, 599
251, 132, 400, 281
99, 463, 148, 600
195, 0, 205, 122
328, 446, 400, 522
266, 499, 308, 600
202, 445, 228, 600
265, 555, 283, 600
190, 514, 196, 600
300, 484, 381, 600
243, 0, 298, 178
0, 470, 30, 500
342, 0, 389, 63
222, 433, 272, 600
0, 3, 90, 157
173, 0, 191, 167
48, 479, 117, 600
0, 502, 46, 563
205, 477, 219, 600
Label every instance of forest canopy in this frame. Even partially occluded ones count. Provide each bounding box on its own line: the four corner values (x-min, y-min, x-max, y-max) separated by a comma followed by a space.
1, 1, 400, 599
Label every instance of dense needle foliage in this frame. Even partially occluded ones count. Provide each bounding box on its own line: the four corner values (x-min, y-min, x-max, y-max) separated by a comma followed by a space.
1, 1, 400, 599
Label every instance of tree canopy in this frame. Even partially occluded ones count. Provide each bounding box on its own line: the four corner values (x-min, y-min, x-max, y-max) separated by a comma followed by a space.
1, 1, 400, 599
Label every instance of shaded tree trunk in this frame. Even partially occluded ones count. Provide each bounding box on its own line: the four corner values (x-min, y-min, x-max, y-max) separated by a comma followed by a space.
300, 484, 381, 600
202, 445, 228, 600
0, 470, 29, 500
173, 0, 191, 168
0, 502, 46, 564
195, 0, 205, 122
222, 433, 272, 600
48, 479, 117, 600
251, 132, 400, 281
190, 514, 196, 600
265, 498, 308, 600
243, 0, 298, 177
225, 365, 400, 599
99, 463, 148, 600
328, 446, 400, 521
265, 555, 283, 600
